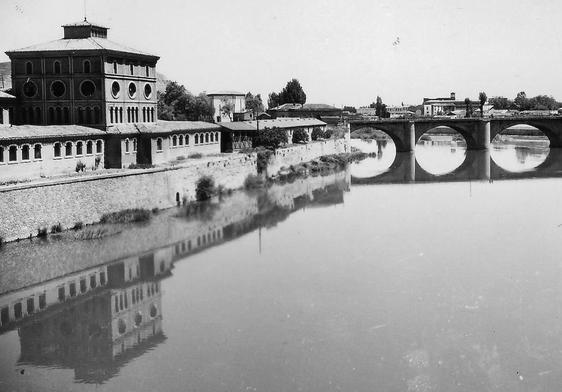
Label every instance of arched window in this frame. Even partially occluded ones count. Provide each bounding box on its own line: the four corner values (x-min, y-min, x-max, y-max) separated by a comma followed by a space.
86, 140, 93, 155
142, 107, 146, 122
194, 134, 199, 144
145, 65, 149, 77
156, 138, 163, 151
34, 144, 42, 159
25, 62, 32, 75
65, 142, 73, 157
27, 107, 34, 124
135, 108, 139, 122
83, 60, 91, 73
210, 133, 214, 142
96, 140, 103, 154
110, 107, 114, 123
0, 147, 4, 163
185, 134, 190, 145
179, 135, 183, 145
49, 107, 55, 124
172, 135, 177, 147
94, 107, 100, 124
132, 138, 137, 152
54, 61, 61, 74
205, 133, 209, 143
86, 107, 92, 124
54, 142, 61, 157
130, 64, 134, 75
119, 108, 123, 123
21, 145, 30, 161
56, 107, 62, 124
215, 132, 219, 142
35, 107, 41, 124
125, 139, 130, 153
9, 145, 17, 162
63, 107, 69, 124
76, 141, 83, 156
150, 108, 154, 122
127, 108, 131, 123
77, 107, 83, 124
113, 61, 118, 74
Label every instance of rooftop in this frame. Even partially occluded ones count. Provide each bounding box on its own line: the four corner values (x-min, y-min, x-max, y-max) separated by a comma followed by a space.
269, 103, 340, 111
6, 37, 158, 59
107, 121, 221, 135
207, 90, 245, 96
0, 91, 15, 100
61, 19, 109, 29
219, 117, 326, 132
0, 125, 106, 141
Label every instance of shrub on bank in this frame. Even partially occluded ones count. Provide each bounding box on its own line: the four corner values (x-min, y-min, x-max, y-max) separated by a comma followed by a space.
100, 208, 151, 224
189, 153, 203, 159
253, 127, 288, 150
256, 149, 274, 174
292, 128, 309, 144
37, 227, 48, 238
128, 163, 155, 169
244, 173, 267, 189
311, 127, 324, 141
72, 221, 84, 231
75, 160, 86, 172
0, 236, 4, 248
50, 223, 63, 234
195, 175, 216, 201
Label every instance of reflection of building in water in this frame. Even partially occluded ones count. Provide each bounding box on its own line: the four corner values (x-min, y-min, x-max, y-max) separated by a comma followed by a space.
514, 146, 529, 164
0, 253, 171, 384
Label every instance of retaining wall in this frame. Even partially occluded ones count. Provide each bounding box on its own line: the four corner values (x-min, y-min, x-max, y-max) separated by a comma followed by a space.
0, 154, 257, 242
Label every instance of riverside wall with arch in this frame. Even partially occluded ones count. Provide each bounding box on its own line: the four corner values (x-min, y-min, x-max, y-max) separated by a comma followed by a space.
0, 137, 351, 242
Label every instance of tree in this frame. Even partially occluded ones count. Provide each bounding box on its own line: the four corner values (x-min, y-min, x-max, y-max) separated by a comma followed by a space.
245, 92, 264, 114
464, 97, 471, 118
253, 127, 288, 150
478, 92, 487, 117
514, 91, 531, 111
311, 127, 324, 141
279, 79, 307, 105
488, 96, 512, 110
268, 92, 280, 109
157, 81, 214, 121
528, 95, 558, 110
343, 106, 356, 113
373, 96, 389, 118
292, 128, 309, 144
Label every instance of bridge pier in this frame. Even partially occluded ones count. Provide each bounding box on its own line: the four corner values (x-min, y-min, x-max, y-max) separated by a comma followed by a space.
474, 121, 491, 150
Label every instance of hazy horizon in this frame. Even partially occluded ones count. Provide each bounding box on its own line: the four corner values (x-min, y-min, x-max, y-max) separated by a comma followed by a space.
1, 0, 561, 108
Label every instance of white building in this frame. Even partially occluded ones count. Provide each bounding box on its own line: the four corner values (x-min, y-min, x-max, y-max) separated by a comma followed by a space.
207, 91, 247, 123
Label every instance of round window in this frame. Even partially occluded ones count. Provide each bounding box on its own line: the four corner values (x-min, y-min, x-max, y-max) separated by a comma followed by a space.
80, 80, 96, 97
51, 81, 66, 97
128, 82, 137, 98
23, 81, 37, 98
111, 81, 120, 98
144, 84, 152, 99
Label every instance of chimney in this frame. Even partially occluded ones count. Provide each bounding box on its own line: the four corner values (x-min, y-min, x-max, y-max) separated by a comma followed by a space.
450, 92, 456, 100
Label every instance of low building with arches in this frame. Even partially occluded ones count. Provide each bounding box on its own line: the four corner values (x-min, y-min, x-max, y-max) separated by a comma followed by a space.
0, 125, 105, 181
106, 121, 222, 168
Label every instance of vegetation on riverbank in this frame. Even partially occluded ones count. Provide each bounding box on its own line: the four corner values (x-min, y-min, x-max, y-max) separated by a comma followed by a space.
100, 208, 151, 224
351, 128, 391, 140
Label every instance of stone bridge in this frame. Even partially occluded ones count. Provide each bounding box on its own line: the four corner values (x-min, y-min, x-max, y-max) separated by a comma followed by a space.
349, 117, 562, 152
351, 149, 562, 185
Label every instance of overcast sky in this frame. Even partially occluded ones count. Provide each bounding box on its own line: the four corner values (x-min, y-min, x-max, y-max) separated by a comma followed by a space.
1, 0, 561, 107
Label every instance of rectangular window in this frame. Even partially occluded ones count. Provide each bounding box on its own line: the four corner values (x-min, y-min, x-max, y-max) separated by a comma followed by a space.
34, 144, 42, 159
114, 296, 119, 313
1, 307, 8, 325
86, 141, 93, 155
14, 302, 22, 319
26, 298, 34, 314
100, 271, 106, 286
0, 147, 3, 163
80, 278, 87, 293
90, 275, 97, 289
58, 286, 65, 302
69, 282, 76, 297
39, 293, 46, 309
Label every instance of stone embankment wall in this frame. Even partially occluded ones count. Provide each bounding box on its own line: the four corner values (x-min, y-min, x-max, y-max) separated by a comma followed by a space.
0, 154, 257, 242
266, 138, 350, 176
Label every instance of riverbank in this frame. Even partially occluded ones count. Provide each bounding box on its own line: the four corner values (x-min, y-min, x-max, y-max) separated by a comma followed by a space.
0, 138, 350, 243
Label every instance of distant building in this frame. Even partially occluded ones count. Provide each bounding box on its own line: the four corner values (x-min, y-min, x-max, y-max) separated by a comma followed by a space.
267, 103, 342, 124
6, 19, 159, 129
423, 92, 492, 117
207, 91, 248, 123
218, 118, 327, 152
387, 106, 415, 118
0, 91, 15, 125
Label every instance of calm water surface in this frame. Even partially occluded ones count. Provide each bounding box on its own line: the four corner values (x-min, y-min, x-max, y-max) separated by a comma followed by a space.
1, 132, 562, 392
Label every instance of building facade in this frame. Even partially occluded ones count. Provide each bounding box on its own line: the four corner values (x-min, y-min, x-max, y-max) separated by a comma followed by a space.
423, 92, 492, 117
5, 20, 159, 129
207, 91, 247, 123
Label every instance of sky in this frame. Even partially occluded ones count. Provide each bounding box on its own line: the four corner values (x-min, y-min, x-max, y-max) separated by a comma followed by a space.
1, 0, 562, 108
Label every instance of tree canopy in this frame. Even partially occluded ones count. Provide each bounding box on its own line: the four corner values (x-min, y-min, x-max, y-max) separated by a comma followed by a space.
245, 92, 265, 114
488, 92, 561, 111
267, 79, 307, 108
252, 127, 288, 150
369, 96, 389, 118
157, 81, 214, 121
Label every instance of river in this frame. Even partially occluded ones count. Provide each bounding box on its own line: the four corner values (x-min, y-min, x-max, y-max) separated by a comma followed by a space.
1, 132, 561, 391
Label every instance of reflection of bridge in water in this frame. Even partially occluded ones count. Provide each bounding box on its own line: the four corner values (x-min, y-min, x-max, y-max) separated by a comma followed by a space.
351, 148, 562, 185
0, 170, 349, 385
350, 117, 562, 151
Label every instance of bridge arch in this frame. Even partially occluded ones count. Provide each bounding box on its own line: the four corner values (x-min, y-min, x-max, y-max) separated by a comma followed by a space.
414, 121, 480, 150
490, 119, 562, 149
349, 121, 415, 152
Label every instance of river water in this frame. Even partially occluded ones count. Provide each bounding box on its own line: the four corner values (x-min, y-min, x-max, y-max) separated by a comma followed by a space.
1, 132, 562, 391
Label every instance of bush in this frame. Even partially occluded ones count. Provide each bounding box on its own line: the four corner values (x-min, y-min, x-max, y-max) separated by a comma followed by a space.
244, 174, 267, 189
256, 149, 273, 174
50, 223, 63, 234
37, 227, 48, 238
323, 128, 333, 139
195, 175, 216, 201
0, 236, 4, 248
311, 127, 324, 141
100, 208, 151, 224
94, 156, 101, 169
292, 128, 309, 144
176, 155, 186, 161
189, 152, 203, 159
75, 160, 86, 172
253, 127, 288, 150
72, 221, 84, 231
